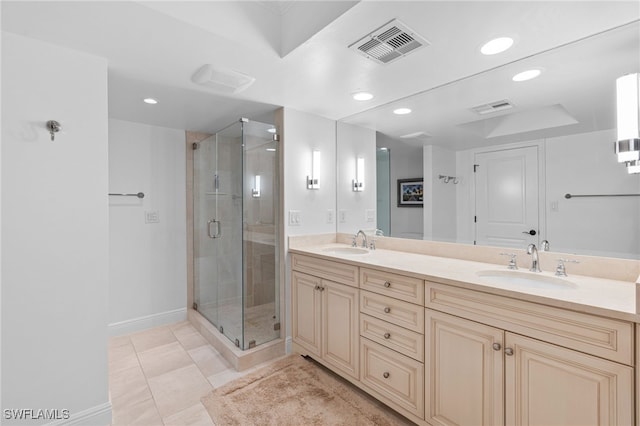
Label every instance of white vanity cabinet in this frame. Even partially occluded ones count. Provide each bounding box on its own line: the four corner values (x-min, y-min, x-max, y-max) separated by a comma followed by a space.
290, 250, 637, 426
425, 283, 634, 426
291, 255, 360, 380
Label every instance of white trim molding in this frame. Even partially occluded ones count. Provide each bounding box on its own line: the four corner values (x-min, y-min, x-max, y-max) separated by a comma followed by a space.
108, 308, 187, 336
46, 402, 111, 426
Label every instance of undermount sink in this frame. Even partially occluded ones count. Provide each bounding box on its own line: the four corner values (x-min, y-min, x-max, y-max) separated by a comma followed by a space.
322, 247, 369, 256
476, 269, 577, 290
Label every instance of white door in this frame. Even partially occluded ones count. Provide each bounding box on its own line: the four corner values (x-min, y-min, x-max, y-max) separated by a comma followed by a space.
475, 146, 539, 248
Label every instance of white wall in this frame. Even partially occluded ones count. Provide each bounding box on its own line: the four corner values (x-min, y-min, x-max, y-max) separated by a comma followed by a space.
2, 32, 111, 425
337, 122, 376, 235
108, 119, 187, 334
546, 129, 640, 258
283, 108, 336, 237
424, 145, 457, 242
282, 108, 336, 351
378, 134, 424, 239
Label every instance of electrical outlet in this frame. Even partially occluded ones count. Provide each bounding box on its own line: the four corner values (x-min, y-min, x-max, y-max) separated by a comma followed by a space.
339, 210, 347, 223
145, 210, 160, 224
326, 209, 334, 224
289, 210, 301, 226
366, 209, 375, 222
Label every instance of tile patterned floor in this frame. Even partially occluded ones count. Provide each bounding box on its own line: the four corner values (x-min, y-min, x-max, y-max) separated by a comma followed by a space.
109, 321, 415, 426
108, 321, 278, 426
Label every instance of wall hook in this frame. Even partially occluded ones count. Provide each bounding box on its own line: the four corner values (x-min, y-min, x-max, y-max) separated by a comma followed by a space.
46, 120, 61, 141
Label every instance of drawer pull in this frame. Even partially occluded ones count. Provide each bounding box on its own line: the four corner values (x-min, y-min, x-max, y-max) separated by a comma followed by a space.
504, 348, 514, 356
492, 343, 501, 351
384, 281, 391, 288
383, 372, 390, 379
384, 307, 391, 313
384, 332, 391, 339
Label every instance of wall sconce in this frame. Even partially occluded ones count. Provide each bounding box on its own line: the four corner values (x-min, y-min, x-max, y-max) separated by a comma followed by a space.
252, 175, 261, 198
307, 150, 320, 189
615, 73, 640, 163
353, 157, 365, 192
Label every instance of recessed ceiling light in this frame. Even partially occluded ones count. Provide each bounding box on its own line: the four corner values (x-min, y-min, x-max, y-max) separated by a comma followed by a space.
480, 37, 514, 55
143, 98, 158, 104
267, 127, 276, 133
393, 108, 412, 115
512, 69, 542, 82
379, 147, 388, 151
353, 91, 374, 101
266, 148, 276, 152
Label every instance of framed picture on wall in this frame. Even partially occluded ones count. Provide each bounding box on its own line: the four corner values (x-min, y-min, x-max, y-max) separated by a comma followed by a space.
397, 178, 424, 207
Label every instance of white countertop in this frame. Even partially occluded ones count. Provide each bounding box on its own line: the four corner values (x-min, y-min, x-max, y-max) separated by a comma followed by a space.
290, 243, 639, 323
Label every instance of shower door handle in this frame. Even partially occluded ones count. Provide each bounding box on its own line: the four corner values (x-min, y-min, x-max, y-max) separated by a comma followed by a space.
207, 219, 222, 239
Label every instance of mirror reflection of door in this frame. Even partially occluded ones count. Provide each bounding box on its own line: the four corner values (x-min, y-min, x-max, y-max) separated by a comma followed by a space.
475, 146, 539, 249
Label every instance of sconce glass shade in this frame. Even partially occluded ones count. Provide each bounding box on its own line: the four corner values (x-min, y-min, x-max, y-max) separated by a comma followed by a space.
628, 160, 640, 174
252, 175, 261, 197
353, 157, 365, 192
615, 73, 640, 162
307, 150, 320, 189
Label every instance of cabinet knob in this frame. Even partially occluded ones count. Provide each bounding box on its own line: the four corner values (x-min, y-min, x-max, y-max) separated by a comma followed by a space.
314, 285, 320, 291
383, 307, 391, 313
383, 372, 390, 379
492, 343, 501, 351
504, 348, 514, 356
384, 332, 391, 339
319, 286, 325, 292
384, 281, 391, 288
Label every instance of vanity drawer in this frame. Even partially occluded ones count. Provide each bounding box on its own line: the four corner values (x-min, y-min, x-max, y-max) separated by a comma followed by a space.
360, 267, 424, 305
361, 291, 424, 333
426, 282, 634, 365
290, 253, 358, 287
360, 337, 424, 419
360, 313, 424, 362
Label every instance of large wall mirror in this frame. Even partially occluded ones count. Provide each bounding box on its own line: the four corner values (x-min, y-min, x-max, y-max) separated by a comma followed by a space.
338, 20, 640, 260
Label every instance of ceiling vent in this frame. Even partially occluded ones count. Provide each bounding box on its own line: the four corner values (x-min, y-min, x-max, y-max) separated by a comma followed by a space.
349, 19, 429, 64
192, 64, 256, 94
471, 100, 515, 115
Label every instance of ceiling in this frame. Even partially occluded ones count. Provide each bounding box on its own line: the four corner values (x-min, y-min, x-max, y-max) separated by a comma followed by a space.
3, 1, 639, 145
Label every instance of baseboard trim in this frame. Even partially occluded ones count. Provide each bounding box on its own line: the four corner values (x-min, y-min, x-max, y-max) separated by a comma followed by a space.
108, 308, 187, 336
46, 402, 111, 426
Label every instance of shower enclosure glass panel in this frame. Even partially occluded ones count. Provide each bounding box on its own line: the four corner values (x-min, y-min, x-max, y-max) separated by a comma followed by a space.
194, 119, 279, 350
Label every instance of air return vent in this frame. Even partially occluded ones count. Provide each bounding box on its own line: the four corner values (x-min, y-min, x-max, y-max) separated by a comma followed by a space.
349, 19, 429, 64
471, 100, 515, 115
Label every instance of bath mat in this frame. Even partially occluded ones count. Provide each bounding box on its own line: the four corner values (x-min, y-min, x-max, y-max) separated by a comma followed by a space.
201, 354, 414, 425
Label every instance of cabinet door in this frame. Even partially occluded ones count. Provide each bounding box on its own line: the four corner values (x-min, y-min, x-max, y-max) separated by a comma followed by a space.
425, 309, 504, 426
505, 333, 634, 426
291, 271, 322, 357
322, 281, 359, 380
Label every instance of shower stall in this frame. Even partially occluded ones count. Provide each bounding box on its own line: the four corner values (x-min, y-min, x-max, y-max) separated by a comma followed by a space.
193, 118, 280, 350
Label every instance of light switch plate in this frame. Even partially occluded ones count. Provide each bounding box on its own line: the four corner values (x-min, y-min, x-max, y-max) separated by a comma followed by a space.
339, 210, 347, 223
289, 210, 301, 226
145, 210, 160, 224
366, 209, 375, 222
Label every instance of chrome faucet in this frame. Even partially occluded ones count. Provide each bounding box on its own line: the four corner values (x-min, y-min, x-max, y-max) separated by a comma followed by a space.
526, 243, 541, 272
353, 230, 368, 249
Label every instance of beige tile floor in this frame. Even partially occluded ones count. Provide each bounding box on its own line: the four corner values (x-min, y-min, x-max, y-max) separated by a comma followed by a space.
109, 321, 415, 426
108, 321, 280, 426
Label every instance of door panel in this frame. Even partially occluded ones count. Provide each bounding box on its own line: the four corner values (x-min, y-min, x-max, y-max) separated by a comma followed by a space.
322, 281, 359, 379
505, 333, 633, 426
475, 146, 539, 248
425, 309, 504, 426
291, 272, 321, 357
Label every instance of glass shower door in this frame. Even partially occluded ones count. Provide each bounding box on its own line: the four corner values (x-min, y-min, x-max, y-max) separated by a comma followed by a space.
194, 121, 244, 347
194, 118, 280, 350
242, 120, 280, 349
